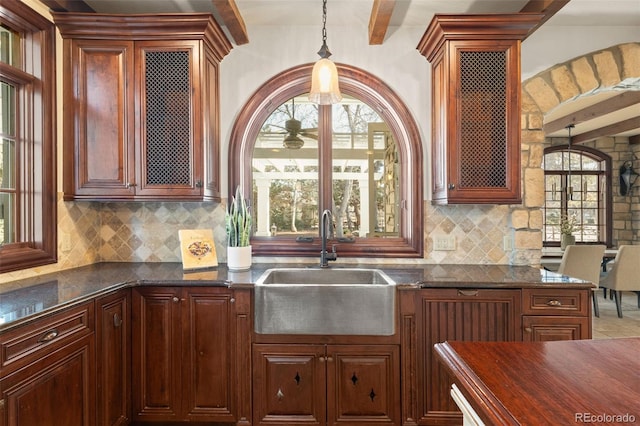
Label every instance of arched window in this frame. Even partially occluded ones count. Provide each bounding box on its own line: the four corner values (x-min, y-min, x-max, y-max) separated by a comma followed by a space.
228, 64, 423, 258
542, 145, 612, 246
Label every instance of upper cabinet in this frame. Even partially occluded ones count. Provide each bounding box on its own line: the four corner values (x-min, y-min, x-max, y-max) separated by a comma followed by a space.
418, 14, 541, 204
54, 13, 232, 201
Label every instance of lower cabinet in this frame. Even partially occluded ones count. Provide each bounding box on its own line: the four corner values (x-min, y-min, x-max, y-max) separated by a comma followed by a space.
253, 343, 400, 425
0, 302, 96, 426
131, 286, 250, 424
522, 288, 591, 341
96, 289, 131, 426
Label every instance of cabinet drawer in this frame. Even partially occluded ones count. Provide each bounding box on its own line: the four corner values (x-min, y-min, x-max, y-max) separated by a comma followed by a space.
522, 289, 589, 316
0, 302, 94, 374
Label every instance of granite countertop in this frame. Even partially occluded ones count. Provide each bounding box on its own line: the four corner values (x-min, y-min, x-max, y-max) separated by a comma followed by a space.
0, 262, 590, 331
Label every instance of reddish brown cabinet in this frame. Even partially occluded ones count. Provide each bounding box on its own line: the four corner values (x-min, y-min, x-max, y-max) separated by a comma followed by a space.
253, 343, 400, 426
522, 288, 591, 341
54, 13, 232, 201
0, 302, 96, 426
96, 289, 131, 426
417, 15, 541, 204
131, 286, 250, 424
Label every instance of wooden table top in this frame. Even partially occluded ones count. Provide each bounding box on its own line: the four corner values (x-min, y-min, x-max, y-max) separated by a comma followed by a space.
435, 338, 640, 425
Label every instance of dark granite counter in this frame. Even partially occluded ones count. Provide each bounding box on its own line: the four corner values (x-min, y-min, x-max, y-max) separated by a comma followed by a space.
0, 262, 589, 331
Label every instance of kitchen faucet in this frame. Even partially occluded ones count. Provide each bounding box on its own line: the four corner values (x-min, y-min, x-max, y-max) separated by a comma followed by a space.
320, 209, 337, 267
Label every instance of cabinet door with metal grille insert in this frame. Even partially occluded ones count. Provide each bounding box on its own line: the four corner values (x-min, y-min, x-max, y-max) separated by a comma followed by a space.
137, 42, 203, 198
450, 42, 521, 203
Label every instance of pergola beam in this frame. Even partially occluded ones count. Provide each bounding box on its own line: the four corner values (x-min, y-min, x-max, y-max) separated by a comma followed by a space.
368, 0, 395, 45
519, 0, 570, 40
212, 0, 249, 45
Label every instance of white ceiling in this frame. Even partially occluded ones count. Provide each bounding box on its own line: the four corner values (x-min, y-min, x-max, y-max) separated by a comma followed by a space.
76, 0, 640, 141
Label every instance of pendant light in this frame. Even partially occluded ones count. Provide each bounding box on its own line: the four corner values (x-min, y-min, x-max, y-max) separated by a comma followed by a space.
309, 0, 342, 105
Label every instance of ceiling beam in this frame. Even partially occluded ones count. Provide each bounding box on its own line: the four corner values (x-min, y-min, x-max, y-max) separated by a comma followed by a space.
38, 0, 95, 12
572, 117, 640, 144
519, 0, 570, 40
368, 0, 395, 45
212, 0, 249, 45
544, 91, 640, 134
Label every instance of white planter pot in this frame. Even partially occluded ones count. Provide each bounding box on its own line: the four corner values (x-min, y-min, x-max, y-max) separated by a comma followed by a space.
560, 234, 575, 250
227, 245, 252, 271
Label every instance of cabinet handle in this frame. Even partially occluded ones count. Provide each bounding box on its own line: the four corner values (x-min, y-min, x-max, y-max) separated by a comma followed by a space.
38, 329, 59, 343
230, 298, 235, 303
113, 313, 123, 327
125, 182, 137, 188
326, 356, 333, 362
525, 327, 532, 333
457, 289, 478, 297
319, 356, 325, 362
195, 180, 203, 188
546, 299, 562, 307
276, 389, 284, 400
172, 297, 180, 303
448, 183, 456, 190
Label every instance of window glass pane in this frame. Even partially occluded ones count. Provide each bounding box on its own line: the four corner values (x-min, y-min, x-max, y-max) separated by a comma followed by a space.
331, 95, 396, 238
542, 152, 563, 170
0, 192, 14, 244
0, 24, 21, 68
1, 138, 15, 188
1, 82, 15, 136
252, 95, 319, 237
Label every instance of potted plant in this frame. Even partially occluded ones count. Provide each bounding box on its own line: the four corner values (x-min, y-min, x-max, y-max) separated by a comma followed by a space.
226, 186, 252, 271
560, 214, 578, 249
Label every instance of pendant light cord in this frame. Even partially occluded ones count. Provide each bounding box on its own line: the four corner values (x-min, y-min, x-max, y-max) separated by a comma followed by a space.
317, 0, 332, 59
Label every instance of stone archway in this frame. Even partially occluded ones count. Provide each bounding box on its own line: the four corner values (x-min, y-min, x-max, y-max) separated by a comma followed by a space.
512, 42, 640, 265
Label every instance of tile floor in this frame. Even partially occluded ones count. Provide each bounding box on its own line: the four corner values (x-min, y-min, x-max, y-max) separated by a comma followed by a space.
592, 290, 640, 339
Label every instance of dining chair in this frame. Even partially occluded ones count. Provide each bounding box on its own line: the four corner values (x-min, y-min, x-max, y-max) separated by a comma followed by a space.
599, 245, 640, 318
557, 244, 606, 317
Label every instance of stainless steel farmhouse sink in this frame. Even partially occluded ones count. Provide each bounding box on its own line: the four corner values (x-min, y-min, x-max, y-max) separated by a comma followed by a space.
254, 268, 396, 335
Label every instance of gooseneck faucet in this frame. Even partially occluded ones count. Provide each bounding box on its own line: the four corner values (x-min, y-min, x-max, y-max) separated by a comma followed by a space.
320, 209, 337, 267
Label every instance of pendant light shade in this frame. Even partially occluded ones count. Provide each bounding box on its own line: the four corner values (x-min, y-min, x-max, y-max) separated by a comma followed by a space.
309, 0, 341, 105
310, 58, 341, 104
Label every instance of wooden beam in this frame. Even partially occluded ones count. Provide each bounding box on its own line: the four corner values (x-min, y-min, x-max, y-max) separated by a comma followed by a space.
572, 117, 640, 144
38, 0, 95, 12
212, 0, 249, 45
544, 91, 640, 134
368, 0, 395, 45
519, 0, 570, 40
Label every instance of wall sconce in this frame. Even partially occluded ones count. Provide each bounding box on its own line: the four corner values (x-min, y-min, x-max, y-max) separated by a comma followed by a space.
619, 160, 639, 196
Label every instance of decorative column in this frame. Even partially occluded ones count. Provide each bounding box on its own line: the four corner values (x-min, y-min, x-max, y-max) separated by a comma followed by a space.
254, 178, 272, 236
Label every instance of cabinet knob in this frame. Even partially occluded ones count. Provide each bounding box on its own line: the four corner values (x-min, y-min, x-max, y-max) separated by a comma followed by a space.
195, 180, 203, 188
38, 329, 59, 343
172, 296, 180, 303
525, 327, 532, 333
230, 298, 235, 303
276, 389, 284, 400
113, 313, 123, 327
448, 183, 456, 190
125, 182, 137, 188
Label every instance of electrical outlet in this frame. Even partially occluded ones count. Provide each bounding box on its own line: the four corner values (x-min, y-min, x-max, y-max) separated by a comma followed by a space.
61, 233, 72, 252
434, 235, 456, 251
503, 235, 513, 251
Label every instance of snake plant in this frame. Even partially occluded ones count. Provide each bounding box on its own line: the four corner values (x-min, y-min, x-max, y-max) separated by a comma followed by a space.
226, 186, 251, 247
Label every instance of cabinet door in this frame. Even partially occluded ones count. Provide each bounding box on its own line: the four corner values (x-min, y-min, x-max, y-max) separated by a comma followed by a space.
327, 345, 400, 426
417, 288, 521, 424
63, 39, 135, 199
135, 41, 203, 198
252, 344, 326, 425
182, 288, 235, 422
0, 337, 95, 426
96, 290, 130, 426
131, 287, 182, 421
523, 316, 590, 341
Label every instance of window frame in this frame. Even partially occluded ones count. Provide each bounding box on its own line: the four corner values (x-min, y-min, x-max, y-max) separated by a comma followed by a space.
0, 0, 57, 273
542, 144, 612, 247
228, 63, 423, 258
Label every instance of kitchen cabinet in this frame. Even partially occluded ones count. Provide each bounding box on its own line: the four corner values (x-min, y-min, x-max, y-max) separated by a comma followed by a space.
417, 14, 541, 204
252, 343, 400, 426
522, 288, 591, 341
0, 302, 95, 426
400, 288, 521, 425
131, 286, 251, 424
54, 13, 232, 201
96, 289, 131, 426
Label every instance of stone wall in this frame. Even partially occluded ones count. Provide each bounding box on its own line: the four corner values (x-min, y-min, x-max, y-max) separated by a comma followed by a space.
519, 42, 640, 263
